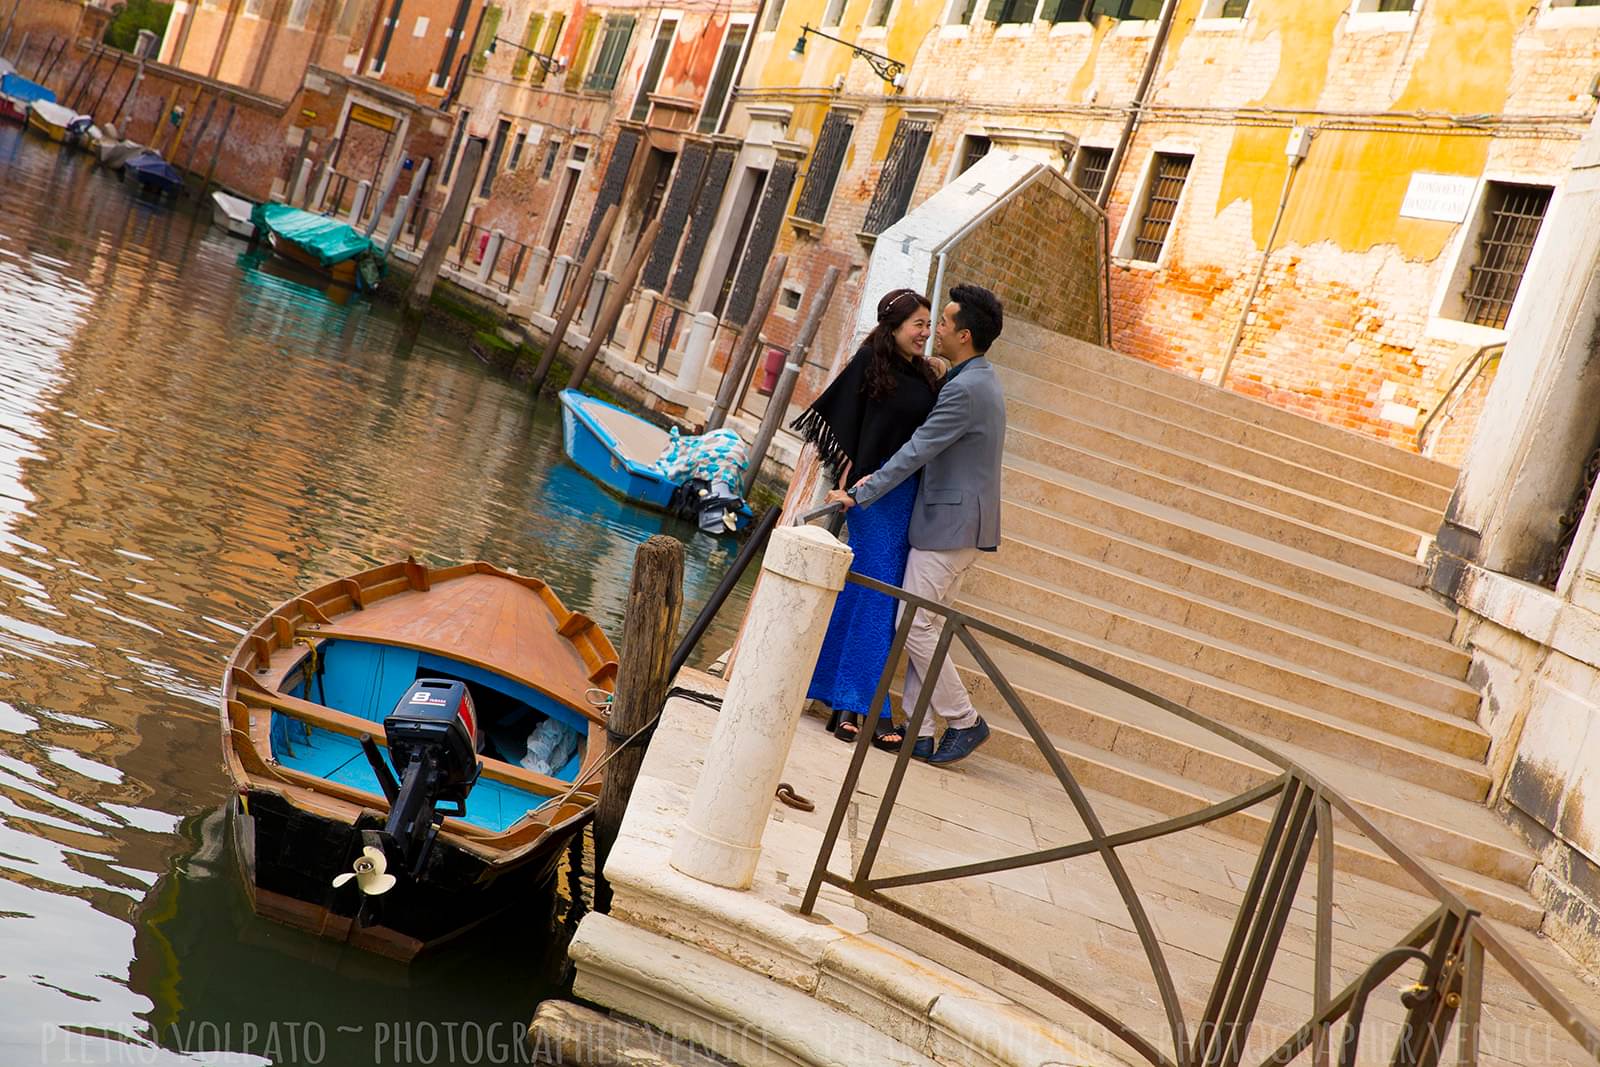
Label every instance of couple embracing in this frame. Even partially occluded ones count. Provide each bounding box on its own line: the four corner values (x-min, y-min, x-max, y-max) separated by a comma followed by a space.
793, 284, 1006, 766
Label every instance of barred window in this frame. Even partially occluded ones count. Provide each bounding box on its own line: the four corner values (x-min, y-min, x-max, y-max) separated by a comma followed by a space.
957, 134, 991, 176
584, 15, 636, 92
1073, 145, 1112, 199
1459, 183, 1551, 330
793, 110, 855, 224
862, 120, 933, 236
1128, 152, 1191, 262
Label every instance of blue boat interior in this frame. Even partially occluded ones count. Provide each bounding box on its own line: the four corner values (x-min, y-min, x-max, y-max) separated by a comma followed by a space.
268, 639, 588, 833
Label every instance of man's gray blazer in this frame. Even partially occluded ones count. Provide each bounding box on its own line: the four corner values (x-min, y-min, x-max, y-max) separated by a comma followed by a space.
852, 356, 1006, 551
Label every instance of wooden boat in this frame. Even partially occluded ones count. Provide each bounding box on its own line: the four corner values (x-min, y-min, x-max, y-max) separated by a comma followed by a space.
252, 201, 384, 291
211, 190, 256, 239
559, 389, 752, 534
124, 150, 182, 197
219, 558, 618, 960
27, 100, 85, 143
0, 71, 52, 126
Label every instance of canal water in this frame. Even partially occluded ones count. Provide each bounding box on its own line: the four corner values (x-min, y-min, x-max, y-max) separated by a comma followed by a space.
0, 129, 756, 1065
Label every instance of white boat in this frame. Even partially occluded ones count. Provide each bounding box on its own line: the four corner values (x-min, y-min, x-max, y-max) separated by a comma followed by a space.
99, 138, 145, 170
27, 99, 86, 143
210, 190, 257, 239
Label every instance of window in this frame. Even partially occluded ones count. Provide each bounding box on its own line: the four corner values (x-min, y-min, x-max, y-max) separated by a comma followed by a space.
531, 12, 564, 83
631, 17, 677, 121
441, 109, 470, 183
866, 0, 894, 25
564, 13, 601, 92
336, 0, 362, 35
956, 134, 990, 176
821, 0, 847, 26
1041, 0, 1095, 17
1080, 0, 1162, 18
584, 14, 636, 92
698, 23, 750, 133
508, 131, 527, 171
1351, 0, 1414, 10
1073, 145, 1112, 198
984, 0, 1038, 22
1127, 152, 1191, 262
793, 109, 855, 223
541, 139, 563, 180
862, 119, 933, 235
481, 119, 511, 196
778, 284, 804, 315
470, 5, 502, 71
1458, 183, 1551, 330
947, 0, 978, 23
512, 14, 544, 79
1198, 0, 1248, 14
287, 0, 314, 29
764, 0, 787, 30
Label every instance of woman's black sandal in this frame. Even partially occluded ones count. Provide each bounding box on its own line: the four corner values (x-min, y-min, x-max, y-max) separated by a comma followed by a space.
871, 724, 906, 752
835, 713, 861, 742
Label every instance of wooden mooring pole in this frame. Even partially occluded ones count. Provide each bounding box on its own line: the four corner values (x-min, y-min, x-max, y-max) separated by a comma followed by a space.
529, 202, 617, 395
593, 534, 683, 913
405, 135, 484, 315
567, 215, 660, 393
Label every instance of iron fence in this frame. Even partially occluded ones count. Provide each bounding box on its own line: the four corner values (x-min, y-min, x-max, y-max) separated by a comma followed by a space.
797, 561, 1600, 1067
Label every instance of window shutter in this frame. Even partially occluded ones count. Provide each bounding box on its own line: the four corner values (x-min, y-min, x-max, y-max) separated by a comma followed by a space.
793, 110, 855, 223
565, 13, 601, 92
862, 120, 933, 236
512, 14, 544, 80
531, 12, 565, 84
1090, 0, 1120, 15
470, 5, 503, 71
984, 0, 1010, 20
585, 14, 635, 92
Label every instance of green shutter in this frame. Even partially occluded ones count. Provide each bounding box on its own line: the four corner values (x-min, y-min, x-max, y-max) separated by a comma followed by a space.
565, 13, 600, 92
531, 12, 565, 84
512, 14, 544, 80
1090, 0, 1120, 15
984, 0, 1009, 20
1038, 0, 1065, 19
470, 5, 502, 72
585, 14, 635, 92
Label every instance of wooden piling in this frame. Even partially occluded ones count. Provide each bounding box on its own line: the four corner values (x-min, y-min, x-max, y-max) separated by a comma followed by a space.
63, 44, 96, 108
567, 216, 661, 392
593, 534, 683, 913
202, 102, 236, 191
405, 135, 484, 315
708, 254, 788, 432
743, 265, 840, 498
529, 202, 617, 395
178, 92, 218, 186
88, 50, 122, 124
110, 58, 145, 130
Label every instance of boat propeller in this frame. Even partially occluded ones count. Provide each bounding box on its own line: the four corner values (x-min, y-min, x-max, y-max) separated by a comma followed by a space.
332, 845, 397, 896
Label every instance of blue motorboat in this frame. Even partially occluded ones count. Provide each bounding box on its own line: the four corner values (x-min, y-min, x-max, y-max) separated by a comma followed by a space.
558, 389, 753, 534
124, 150, 182, 197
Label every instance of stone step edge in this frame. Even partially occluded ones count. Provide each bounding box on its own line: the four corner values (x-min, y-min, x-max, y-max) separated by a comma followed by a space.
993, 326, 1459, 490
996, 489, 1454, 640
958, 680, 1532, 883
974, 718, 1540, 930
997, 365, 1444, 524
1009, 424, 1430, 557
990, 529, 1472, 688
960, 587, 1487, 753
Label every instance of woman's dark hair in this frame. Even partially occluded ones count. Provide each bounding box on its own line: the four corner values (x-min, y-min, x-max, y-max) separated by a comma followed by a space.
950, 283, 1004, 353
862, 288, 938, 400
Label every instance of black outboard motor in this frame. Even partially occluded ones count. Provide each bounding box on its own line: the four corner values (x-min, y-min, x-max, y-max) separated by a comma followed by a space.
339, 679, 483, 898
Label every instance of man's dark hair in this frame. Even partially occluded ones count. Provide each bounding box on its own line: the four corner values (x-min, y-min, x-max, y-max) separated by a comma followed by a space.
950, 284, 1003, 353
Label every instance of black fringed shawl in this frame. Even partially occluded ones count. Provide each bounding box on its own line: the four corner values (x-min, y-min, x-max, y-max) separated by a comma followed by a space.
792, 345, 938, 481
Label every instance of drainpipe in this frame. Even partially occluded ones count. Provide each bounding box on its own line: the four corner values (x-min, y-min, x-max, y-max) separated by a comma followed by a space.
1216, 126, 1310, 387
1095, 0, 1181, 211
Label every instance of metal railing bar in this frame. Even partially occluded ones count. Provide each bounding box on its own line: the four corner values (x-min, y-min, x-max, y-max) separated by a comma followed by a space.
1455, 930, 1482, 1067
853, 615, 947, 886
1313, 795, 1335, 1067
1315, 789, 1472, 919
823, 872, 1180, 1067
863, 776, 1288, 893
957, 624, 1194, 1067
1387, 910, 1466, 1067
799, 604, 918, 916
1469, 918, 1600, 1060
1253, 909, 1445, 1067
1197, 775, 1302, 1065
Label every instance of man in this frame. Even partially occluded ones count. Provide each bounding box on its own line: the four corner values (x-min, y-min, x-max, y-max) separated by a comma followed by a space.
828, 284, 1006, 765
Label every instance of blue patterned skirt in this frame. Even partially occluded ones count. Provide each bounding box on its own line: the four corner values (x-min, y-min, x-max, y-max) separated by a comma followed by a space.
806, 476, 917, 720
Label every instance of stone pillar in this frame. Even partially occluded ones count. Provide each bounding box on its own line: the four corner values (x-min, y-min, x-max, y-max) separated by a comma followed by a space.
578, 270, 612, 334
290, 158, 313, 206
669, 525, 853, 890
539, 256, 573, 318
348, 180, 370, 225
519, 247, 551, 300
627, 289, 660, 363
676, 311, 719, 392
479, 229, 504, 283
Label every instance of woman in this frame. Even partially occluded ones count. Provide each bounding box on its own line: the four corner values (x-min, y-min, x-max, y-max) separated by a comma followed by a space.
793, 288, 940, 750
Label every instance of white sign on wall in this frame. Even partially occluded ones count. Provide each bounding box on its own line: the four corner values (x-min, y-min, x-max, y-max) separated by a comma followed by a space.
1399, 173, 1477, 223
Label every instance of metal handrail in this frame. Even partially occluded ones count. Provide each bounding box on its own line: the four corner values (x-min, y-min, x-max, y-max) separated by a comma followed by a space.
1417, 341, 1505, 457
792, 537, 1600, 1067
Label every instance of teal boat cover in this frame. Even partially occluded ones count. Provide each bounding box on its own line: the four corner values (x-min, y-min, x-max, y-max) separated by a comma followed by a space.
251, 202, 385, 290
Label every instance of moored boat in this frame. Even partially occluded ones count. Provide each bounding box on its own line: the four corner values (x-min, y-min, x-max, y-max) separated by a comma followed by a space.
559, 389, 753, 535
250, 201, 384, 291
27, 100, 87, 143
210, 190, 256, 238
124, 150, 182, 196
0, 71, 53, 125
220, 558, 618, 959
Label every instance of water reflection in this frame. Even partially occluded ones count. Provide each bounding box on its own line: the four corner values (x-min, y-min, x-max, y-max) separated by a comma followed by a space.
0, 128, 753, 1063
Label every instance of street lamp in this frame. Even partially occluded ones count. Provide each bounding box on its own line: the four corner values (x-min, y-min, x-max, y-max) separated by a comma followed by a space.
484, 35, 566, 75
788, 24, 906, 89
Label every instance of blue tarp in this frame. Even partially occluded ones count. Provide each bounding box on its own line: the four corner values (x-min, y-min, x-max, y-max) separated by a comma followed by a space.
1, 73, 54, 106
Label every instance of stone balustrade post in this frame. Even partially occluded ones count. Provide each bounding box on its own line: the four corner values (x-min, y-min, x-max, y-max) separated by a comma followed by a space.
348, 180, 370, 225
539, 255, 573, 319
578, 270, 612, 334
479, 229, 504, 283
290, 158, 314, 207
676, 311, 719, 393
627, 289, 660, 363
669, 525, 853, 889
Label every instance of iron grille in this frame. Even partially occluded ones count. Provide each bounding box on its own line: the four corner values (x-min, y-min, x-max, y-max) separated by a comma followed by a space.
958, 135, 991, 176
1462, 183, 1551, 330
862, 120, 933, 236
1075, 145, 1111, 199
793, 110, 855, 223
1131, 153, 1191, 262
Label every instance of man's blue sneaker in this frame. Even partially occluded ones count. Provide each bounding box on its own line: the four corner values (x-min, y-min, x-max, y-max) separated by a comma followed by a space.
928, 717, 990, 765
911, 736, 936, 761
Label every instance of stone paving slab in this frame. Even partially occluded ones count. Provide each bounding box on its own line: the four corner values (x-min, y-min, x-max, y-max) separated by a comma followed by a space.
587, 675, 1600, 1067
